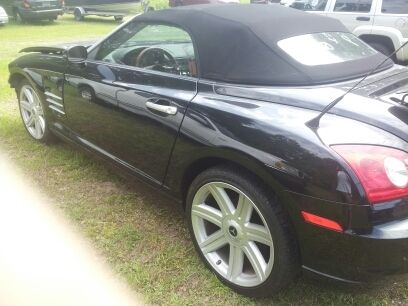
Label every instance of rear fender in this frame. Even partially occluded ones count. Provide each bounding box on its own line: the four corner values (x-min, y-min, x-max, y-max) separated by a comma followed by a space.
355, 25, 407, 61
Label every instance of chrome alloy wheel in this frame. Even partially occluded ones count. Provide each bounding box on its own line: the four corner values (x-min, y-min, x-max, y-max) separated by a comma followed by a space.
19, 85, 46, 140
191, 182, 274, 287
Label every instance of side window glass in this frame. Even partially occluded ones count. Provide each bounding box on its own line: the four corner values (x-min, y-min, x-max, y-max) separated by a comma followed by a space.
333, 0, 373, 12
381, 0, 408, 14
95, 23, 197, 77
293, 0, 328, 11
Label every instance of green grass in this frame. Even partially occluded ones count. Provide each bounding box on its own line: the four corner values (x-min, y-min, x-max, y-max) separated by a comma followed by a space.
1, 14, 408, 306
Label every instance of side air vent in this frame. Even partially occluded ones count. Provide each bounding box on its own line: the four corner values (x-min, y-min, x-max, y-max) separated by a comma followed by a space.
44, 91, 65, 115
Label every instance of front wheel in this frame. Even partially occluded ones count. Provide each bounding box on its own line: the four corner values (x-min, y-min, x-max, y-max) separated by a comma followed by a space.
17, 80, 55, 143
186, 166, 299, 297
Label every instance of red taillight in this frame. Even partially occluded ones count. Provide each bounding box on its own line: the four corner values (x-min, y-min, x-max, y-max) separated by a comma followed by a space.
23, 0, 30, 8
301, 211, 343, 232
332, 145, 408, 204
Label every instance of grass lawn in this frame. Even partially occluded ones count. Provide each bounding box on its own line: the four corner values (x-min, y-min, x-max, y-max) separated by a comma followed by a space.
1, 15, 408, 306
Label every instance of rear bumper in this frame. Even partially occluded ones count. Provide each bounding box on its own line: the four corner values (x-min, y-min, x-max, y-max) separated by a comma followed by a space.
288, 192, 408, 282
20, 8, 63, 20
0, 15, 8, 24
305, 220, 408, 282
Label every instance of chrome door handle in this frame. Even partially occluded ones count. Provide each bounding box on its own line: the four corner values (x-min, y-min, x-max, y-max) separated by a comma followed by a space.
145, 101, 178, 115
356, 16, 370, 21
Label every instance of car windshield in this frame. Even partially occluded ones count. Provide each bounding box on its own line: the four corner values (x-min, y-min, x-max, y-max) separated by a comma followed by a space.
96, 23, 192, 60
121, 24, 191, 48
278, 32, 377, 66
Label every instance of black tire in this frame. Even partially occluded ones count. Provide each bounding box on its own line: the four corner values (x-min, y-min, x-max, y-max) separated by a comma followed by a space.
186, 166, 299, 297
74, 9, 84, 21
368, 42, 396, 62
114, 16, 123, 22
17, 79, 56, 144
49, 16, 57, 22
14, 9, 25, 23
145, 6, 154, 12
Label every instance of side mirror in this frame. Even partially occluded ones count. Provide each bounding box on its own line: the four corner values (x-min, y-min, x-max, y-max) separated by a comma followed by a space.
66, 45, 88, 63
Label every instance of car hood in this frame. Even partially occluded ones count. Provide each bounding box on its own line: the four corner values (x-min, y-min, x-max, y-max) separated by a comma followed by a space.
215, 65, 408, 143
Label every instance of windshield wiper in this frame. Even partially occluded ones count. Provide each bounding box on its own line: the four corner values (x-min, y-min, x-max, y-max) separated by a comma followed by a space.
306, 40, 408, 130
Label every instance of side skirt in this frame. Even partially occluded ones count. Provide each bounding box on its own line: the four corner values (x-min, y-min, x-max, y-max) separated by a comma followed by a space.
49, 125, 183, 206
302, 265, 362, 284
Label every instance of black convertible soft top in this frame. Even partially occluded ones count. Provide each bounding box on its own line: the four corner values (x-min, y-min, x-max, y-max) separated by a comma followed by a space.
135, 4, 391, 86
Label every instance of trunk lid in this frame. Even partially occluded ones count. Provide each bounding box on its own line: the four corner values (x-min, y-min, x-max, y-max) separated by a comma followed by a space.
215, 65, 408, 142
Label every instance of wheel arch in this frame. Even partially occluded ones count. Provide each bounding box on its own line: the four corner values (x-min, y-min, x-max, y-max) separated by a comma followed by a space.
359, 34, 395, 51
177, 153, 291, 212
355, 26, 406, 61
9, 72, 26, 89
9, 70, 42, 93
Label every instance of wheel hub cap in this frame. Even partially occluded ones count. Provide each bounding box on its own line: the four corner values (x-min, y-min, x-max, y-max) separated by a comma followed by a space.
191, 182, 274, 287
228, 225, 238, 238
19, 85, 46, 140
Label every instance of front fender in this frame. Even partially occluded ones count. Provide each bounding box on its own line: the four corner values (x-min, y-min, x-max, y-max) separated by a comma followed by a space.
8, 54, 67, 118
9, 67, 45, 90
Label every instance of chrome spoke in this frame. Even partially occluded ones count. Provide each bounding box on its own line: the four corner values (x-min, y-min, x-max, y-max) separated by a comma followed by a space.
235, 194, 253, 222
245, 223, 273, 246
25, 114, 35, 127
191, 181, 274, 288
209, 184, 235, 216
38, 116, 46, 131
199, 230, 228, 254
192, 204, 223, 227
23, 88, 34, 104
243, 242, 267, 282
20, 100, 32, 112
34, 118, 43, 137
227, 245, 244, 281
36, 107, 44, 116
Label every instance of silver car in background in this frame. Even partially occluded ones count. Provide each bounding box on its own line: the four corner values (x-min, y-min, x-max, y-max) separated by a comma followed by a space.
282, 0, 408, 64
0, 6, 9, 25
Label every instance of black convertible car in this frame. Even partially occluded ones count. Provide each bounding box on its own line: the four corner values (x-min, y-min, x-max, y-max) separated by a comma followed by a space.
8, 4, 408, 297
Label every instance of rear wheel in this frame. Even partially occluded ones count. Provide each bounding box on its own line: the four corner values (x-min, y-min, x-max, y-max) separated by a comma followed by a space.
186, 166, 299, 297
114, 16, 123, 22
74, 9, 84, 21
14, 10, 25, 23
17, 80, 55, 143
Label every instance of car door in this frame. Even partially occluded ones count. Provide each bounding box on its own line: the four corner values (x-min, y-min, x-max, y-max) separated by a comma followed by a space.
326, 0, 375, 32
63, 22, 198, 185
373, 0, 408, 38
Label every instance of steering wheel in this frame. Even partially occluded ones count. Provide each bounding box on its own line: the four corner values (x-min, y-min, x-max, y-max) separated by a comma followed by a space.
135, 47, 178, 73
